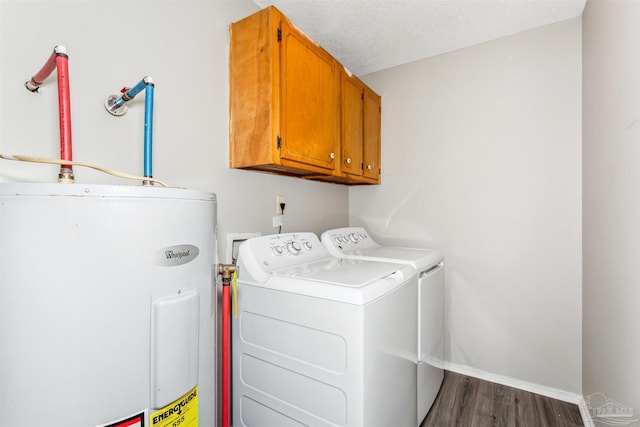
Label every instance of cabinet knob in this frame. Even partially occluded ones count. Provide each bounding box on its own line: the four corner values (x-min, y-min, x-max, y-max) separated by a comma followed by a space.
329, 152, 335, 159
346, 158, 352, 164
367, 164, 373, 170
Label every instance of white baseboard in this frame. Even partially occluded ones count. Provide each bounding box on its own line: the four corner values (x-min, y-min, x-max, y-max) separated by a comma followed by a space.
444, 361, 593, 426
577, 395, 596, 427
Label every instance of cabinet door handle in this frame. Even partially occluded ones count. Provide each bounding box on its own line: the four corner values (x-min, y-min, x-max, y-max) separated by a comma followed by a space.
329, 152, 335, 159
367, 164, 372, 170
346, 158, 352, 164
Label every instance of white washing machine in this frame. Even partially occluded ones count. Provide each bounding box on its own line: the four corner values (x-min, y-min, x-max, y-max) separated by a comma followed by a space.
321, 227, 444, 426
232, 232, 418, 427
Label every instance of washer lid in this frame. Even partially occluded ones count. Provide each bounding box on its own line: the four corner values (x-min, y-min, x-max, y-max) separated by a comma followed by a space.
264, 259, 416, 305
273, 257, 404, 286
237, 232, 417, 304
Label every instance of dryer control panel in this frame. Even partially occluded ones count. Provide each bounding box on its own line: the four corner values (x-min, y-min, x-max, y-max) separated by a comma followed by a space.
321, 227, 380, 256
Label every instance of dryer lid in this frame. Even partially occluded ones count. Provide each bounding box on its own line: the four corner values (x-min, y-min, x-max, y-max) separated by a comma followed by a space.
321, 227, 443, 270
349, 246, 443, 270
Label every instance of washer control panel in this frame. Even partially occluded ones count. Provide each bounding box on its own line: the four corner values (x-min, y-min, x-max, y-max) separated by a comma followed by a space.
238, 232, 331, 280
269, 235, 315, 257
245, 233, 319, 259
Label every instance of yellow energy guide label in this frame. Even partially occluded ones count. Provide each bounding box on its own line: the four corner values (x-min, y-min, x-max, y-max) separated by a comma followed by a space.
150, 386, 198, 427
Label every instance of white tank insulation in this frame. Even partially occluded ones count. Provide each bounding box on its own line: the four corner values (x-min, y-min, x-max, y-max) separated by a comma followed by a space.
0, 183, 217, 427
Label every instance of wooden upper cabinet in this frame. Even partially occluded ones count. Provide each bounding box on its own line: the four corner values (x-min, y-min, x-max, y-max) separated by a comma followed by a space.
340, 71, 381, 184
280, 18, 339, 171
341, 72, 364, 177
229, 6, 380, 185
363, 87, 381, 182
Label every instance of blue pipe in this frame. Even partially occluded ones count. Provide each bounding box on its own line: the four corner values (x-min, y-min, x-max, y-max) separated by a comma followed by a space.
110, 76, 155, 180
144, 83, 154, 178
114, 78, 147, 110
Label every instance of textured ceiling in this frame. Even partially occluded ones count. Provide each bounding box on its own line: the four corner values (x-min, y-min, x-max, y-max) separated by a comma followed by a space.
252, 0, 586, 75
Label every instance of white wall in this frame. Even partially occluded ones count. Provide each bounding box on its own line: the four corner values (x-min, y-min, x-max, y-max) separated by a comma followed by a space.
583, 0, 640, 417
351, 18, 583, 393
0, 0, 349, 260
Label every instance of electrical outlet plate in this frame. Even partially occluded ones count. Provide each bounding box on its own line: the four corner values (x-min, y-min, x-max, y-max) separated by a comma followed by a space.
225, 232, 261, 264
276, 195, 286, 214
272, 215, 284, 228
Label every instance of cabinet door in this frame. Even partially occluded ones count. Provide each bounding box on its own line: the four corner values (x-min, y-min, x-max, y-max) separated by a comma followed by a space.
280, 21, 340, 171
363, 88, 381, 181
341, 73, 364, 176
229, 6, 278, 169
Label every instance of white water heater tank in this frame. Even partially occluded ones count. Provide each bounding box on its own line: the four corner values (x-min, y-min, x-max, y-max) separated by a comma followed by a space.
0, 183, 217, 427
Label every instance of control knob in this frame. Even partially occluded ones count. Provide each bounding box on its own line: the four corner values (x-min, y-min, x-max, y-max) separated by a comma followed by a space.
286, 241, 301, 255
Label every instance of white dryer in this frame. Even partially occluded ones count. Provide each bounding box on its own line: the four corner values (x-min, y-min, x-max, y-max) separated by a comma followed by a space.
232, 232, 418, 427
321, 227, 444, 426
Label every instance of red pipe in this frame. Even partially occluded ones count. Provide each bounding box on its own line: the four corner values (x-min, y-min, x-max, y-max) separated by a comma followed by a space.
221, 276, 231, 427
25, 46, 74, 182
27, 50, 57, 90
55, 53, 73, 172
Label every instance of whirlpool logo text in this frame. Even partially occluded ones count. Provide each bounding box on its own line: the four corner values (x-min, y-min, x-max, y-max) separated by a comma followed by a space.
154, 244, 200, 266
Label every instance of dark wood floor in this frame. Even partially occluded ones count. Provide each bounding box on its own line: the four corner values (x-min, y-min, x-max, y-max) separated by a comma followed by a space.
420, 371, 584, 427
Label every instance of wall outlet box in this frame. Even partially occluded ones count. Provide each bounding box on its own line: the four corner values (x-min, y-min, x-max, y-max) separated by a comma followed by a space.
272, 215, 284, 227
225, 232, 261, 264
